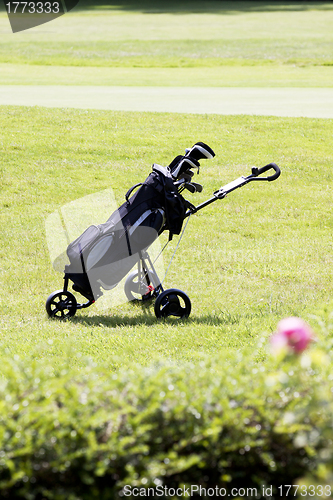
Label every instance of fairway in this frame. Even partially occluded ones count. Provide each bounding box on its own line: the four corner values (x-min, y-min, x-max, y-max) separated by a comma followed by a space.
1, 2, 333, 117
1, 1, 333, 89
0, 85, 333, 117
1, 63, 333, 88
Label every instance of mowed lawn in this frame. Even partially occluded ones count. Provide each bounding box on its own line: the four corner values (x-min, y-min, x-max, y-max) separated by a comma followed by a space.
0, 1, 333, 87
0, 1, 332, 370
1, 106, 332, 369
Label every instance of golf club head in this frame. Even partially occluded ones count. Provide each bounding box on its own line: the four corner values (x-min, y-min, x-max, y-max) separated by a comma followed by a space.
169, 142, 215, 180
179, 172, 193, 182
169, 156, 200, 180
185, 142, 215, 161
184, 182, 196, 193
190, 182, 203, 193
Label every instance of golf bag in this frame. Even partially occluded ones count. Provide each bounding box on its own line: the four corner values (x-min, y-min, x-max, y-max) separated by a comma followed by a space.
64, 142, 215, 302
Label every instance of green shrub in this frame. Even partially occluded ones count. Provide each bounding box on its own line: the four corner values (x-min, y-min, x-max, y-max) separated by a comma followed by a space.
0, 311, 333, 500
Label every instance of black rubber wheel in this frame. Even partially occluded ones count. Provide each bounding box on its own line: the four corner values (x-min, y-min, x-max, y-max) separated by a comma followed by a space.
154, 289, 191, 319
124, 270, 159, 303
46, 290, 77, 319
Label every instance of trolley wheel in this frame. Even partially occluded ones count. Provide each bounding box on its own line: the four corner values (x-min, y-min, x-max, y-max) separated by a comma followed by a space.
46, 290, 77, 319
154, 289, 191, 319
124, 270, 159, 303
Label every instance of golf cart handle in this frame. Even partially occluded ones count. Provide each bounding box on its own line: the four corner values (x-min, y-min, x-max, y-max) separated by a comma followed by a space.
251, 162, 281, 182
184, 161, 281, 217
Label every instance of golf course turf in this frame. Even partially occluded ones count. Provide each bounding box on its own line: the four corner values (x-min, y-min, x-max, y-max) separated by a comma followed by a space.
0, 2, 333, 495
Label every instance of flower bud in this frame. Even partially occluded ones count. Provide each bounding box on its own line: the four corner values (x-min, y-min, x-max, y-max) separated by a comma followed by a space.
271, 317, 313, 354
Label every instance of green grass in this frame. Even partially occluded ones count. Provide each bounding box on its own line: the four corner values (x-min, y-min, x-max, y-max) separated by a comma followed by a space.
1, 63, 333, 88
1, 1, 333, 86
1, 3, 333, 490
1, 106, 332, 369
1, 1, 333, 370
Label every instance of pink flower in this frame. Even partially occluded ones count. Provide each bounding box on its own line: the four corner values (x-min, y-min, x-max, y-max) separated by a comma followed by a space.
271, 317, 313, 354
270, 331, 288, 352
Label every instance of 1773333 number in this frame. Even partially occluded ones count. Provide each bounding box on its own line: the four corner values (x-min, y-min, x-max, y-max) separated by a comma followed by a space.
5, 2, 60, 14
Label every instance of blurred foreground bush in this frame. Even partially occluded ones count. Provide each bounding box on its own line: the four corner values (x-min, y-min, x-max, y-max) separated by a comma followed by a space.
0, 309, 333, 500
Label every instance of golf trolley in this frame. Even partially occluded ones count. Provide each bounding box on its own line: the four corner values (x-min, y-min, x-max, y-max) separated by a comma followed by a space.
46, 143, 281, 320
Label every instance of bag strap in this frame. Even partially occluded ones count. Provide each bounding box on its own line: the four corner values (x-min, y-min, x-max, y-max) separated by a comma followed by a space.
125, 183, 143, 203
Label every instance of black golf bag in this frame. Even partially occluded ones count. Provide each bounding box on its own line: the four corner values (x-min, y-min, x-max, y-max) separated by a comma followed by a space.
63, 142, 215, 303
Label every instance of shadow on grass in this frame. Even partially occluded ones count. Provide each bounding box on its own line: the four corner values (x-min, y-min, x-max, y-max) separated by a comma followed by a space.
74, 0, 333, 13
69, 305, 244, 328
1, 0, 332, 15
